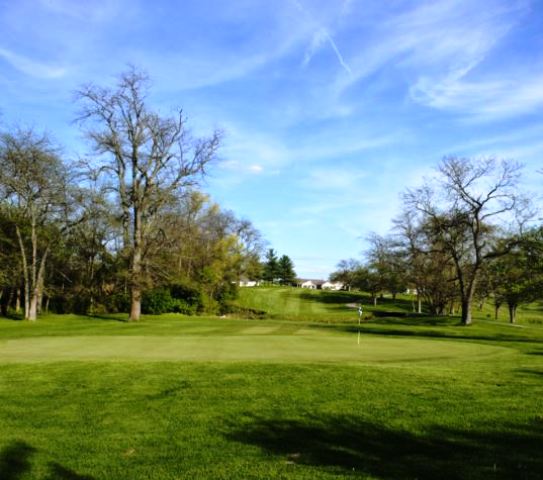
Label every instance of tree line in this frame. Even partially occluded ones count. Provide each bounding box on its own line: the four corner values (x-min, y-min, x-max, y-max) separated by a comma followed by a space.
331, 157, 543, 325
261, 248, 297, 285
0, 68, 269, 321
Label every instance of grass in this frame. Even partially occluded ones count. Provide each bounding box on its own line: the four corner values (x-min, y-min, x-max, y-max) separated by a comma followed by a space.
0, 288, 542, 479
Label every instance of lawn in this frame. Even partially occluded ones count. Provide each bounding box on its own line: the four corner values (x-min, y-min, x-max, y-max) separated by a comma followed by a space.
0, 288, 542, 479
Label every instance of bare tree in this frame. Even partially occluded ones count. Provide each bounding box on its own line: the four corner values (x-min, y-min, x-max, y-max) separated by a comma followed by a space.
404, 157, 522, 325
365, 233, 407, 300
394, 210, 458, 315
330, 258, 362, 291
75, 68, 221, 321
0, 129, 67, 320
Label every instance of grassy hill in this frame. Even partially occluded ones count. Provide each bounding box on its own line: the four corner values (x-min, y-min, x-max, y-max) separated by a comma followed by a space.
0, 288, 542, 479
238, 285, 543, 327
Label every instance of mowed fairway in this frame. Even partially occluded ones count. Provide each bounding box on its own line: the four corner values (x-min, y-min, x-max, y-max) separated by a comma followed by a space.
1, 290, 542, 479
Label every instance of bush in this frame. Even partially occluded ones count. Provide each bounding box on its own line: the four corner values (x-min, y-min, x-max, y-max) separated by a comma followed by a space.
170, 281, 204, 313
171, 298, 198, 315
142, 289, 174, 315
48, 294, 71, 314
104, 292, 130, 313
224, 304, 267, 319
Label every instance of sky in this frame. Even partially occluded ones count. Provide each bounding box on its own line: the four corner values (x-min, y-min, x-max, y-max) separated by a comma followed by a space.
1, 0, 542, 278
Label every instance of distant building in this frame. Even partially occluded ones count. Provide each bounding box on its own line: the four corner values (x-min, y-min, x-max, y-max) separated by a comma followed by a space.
298, 279, 326, 290
238, 278, 261, 287
322, 281, 344, 291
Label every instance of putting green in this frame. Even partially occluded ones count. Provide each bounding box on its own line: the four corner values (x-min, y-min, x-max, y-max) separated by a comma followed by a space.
0, 331, 511, 364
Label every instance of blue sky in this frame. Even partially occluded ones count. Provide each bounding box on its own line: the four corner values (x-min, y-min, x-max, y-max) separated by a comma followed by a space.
1, 0, 542, 278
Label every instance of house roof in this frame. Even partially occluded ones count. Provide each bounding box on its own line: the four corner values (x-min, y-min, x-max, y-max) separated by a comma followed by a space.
298, 279, 326, 285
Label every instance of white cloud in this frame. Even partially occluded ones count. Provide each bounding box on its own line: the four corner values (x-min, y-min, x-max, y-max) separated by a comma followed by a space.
411, 71, 543, 121
0, 47, 66, 79
329, 0, 533, 120
294, 0, 352, 74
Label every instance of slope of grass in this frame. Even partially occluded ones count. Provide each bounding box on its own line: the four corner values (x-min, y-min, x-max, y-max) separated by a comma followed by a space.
237, 287, 543, 346
0, 289, 542, 479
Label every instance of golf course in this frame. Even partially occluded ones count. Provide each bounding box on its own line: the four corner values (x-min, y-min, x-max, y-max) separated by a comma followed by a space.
1, 287, 542, 479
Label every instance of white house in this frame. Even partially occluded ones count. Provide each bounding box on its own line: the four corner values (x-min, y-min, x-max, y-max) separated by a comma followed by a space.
299, 279, 325, 289
238, 278, 260, 287
322, 281, 344, 291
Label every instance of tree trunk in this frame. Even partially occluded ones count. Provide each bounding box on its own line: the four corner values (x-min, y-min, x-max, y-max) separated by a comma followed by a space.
460, 276, 478, 326
130, 285, 142, 321
373, 296, 377, 306
129, 208, 143, 321
15, 226, 31, 320
461, 297, 473, 325
28, 294, 38, 321
37, 279, 44, 315
508, 304, 517, 324
417, 296, 422, 314
28, 247, 49, 321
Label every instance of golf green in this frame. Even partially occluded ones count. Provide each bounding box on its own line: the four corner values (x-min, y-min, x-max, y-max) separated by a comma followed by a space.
0, 329, 511, 364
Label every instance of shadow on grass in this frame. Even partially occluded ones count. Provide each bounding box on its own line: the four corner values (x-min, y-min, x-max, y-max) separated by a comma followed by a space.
331, 322, 543, 345
227, 415, 543, 479
298, 291, 365, 306
370, 314, 454, 324
0, 313, 25, 322
0, 441, 95, 480
85, 314, 129, 323
44, 463, 95, 480
517, 369, 543, 378
0, 441, 35, 480
298, 290, 425, 317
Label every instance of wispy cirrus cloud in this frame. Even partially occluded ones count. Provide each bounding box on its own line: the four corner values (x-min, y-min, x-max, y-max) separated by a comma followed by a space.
411, 72, 543, 121
302, 27, 352, 74
211, 119, 407, 190
0, 47, 66, 79
293, 0, 352, 74
327, 0, 532, 120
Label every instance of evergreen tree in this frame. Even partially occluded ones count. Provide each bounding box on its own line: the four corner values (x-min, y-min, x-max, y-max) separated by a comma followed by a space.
278, 255, 296, 285
262, 249, 279, 283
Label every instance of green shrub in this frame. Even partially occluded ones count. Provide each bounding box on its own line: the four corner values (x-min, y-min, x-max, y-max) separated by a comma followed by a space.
142, 289, 173, 315
200, 294, 220, 315
104, 292, 130, 313
48, 295, 70, 314
170, 281, 204, 312
74, 297, 90, 315
171, 298, 198, 315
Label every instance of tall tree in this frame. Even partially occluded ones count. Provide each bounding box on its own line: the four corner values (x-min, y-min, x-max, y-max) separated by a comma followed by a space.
0, 129, 67, 320
330, 258, 362, 291
277, 255, 296, 285
404, 157, 523, 325
76, 68, 221, 321
394, 211, 459, 315
366, 233, 407, 300
488, 229, 543, 323
262, 248, 279, 283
